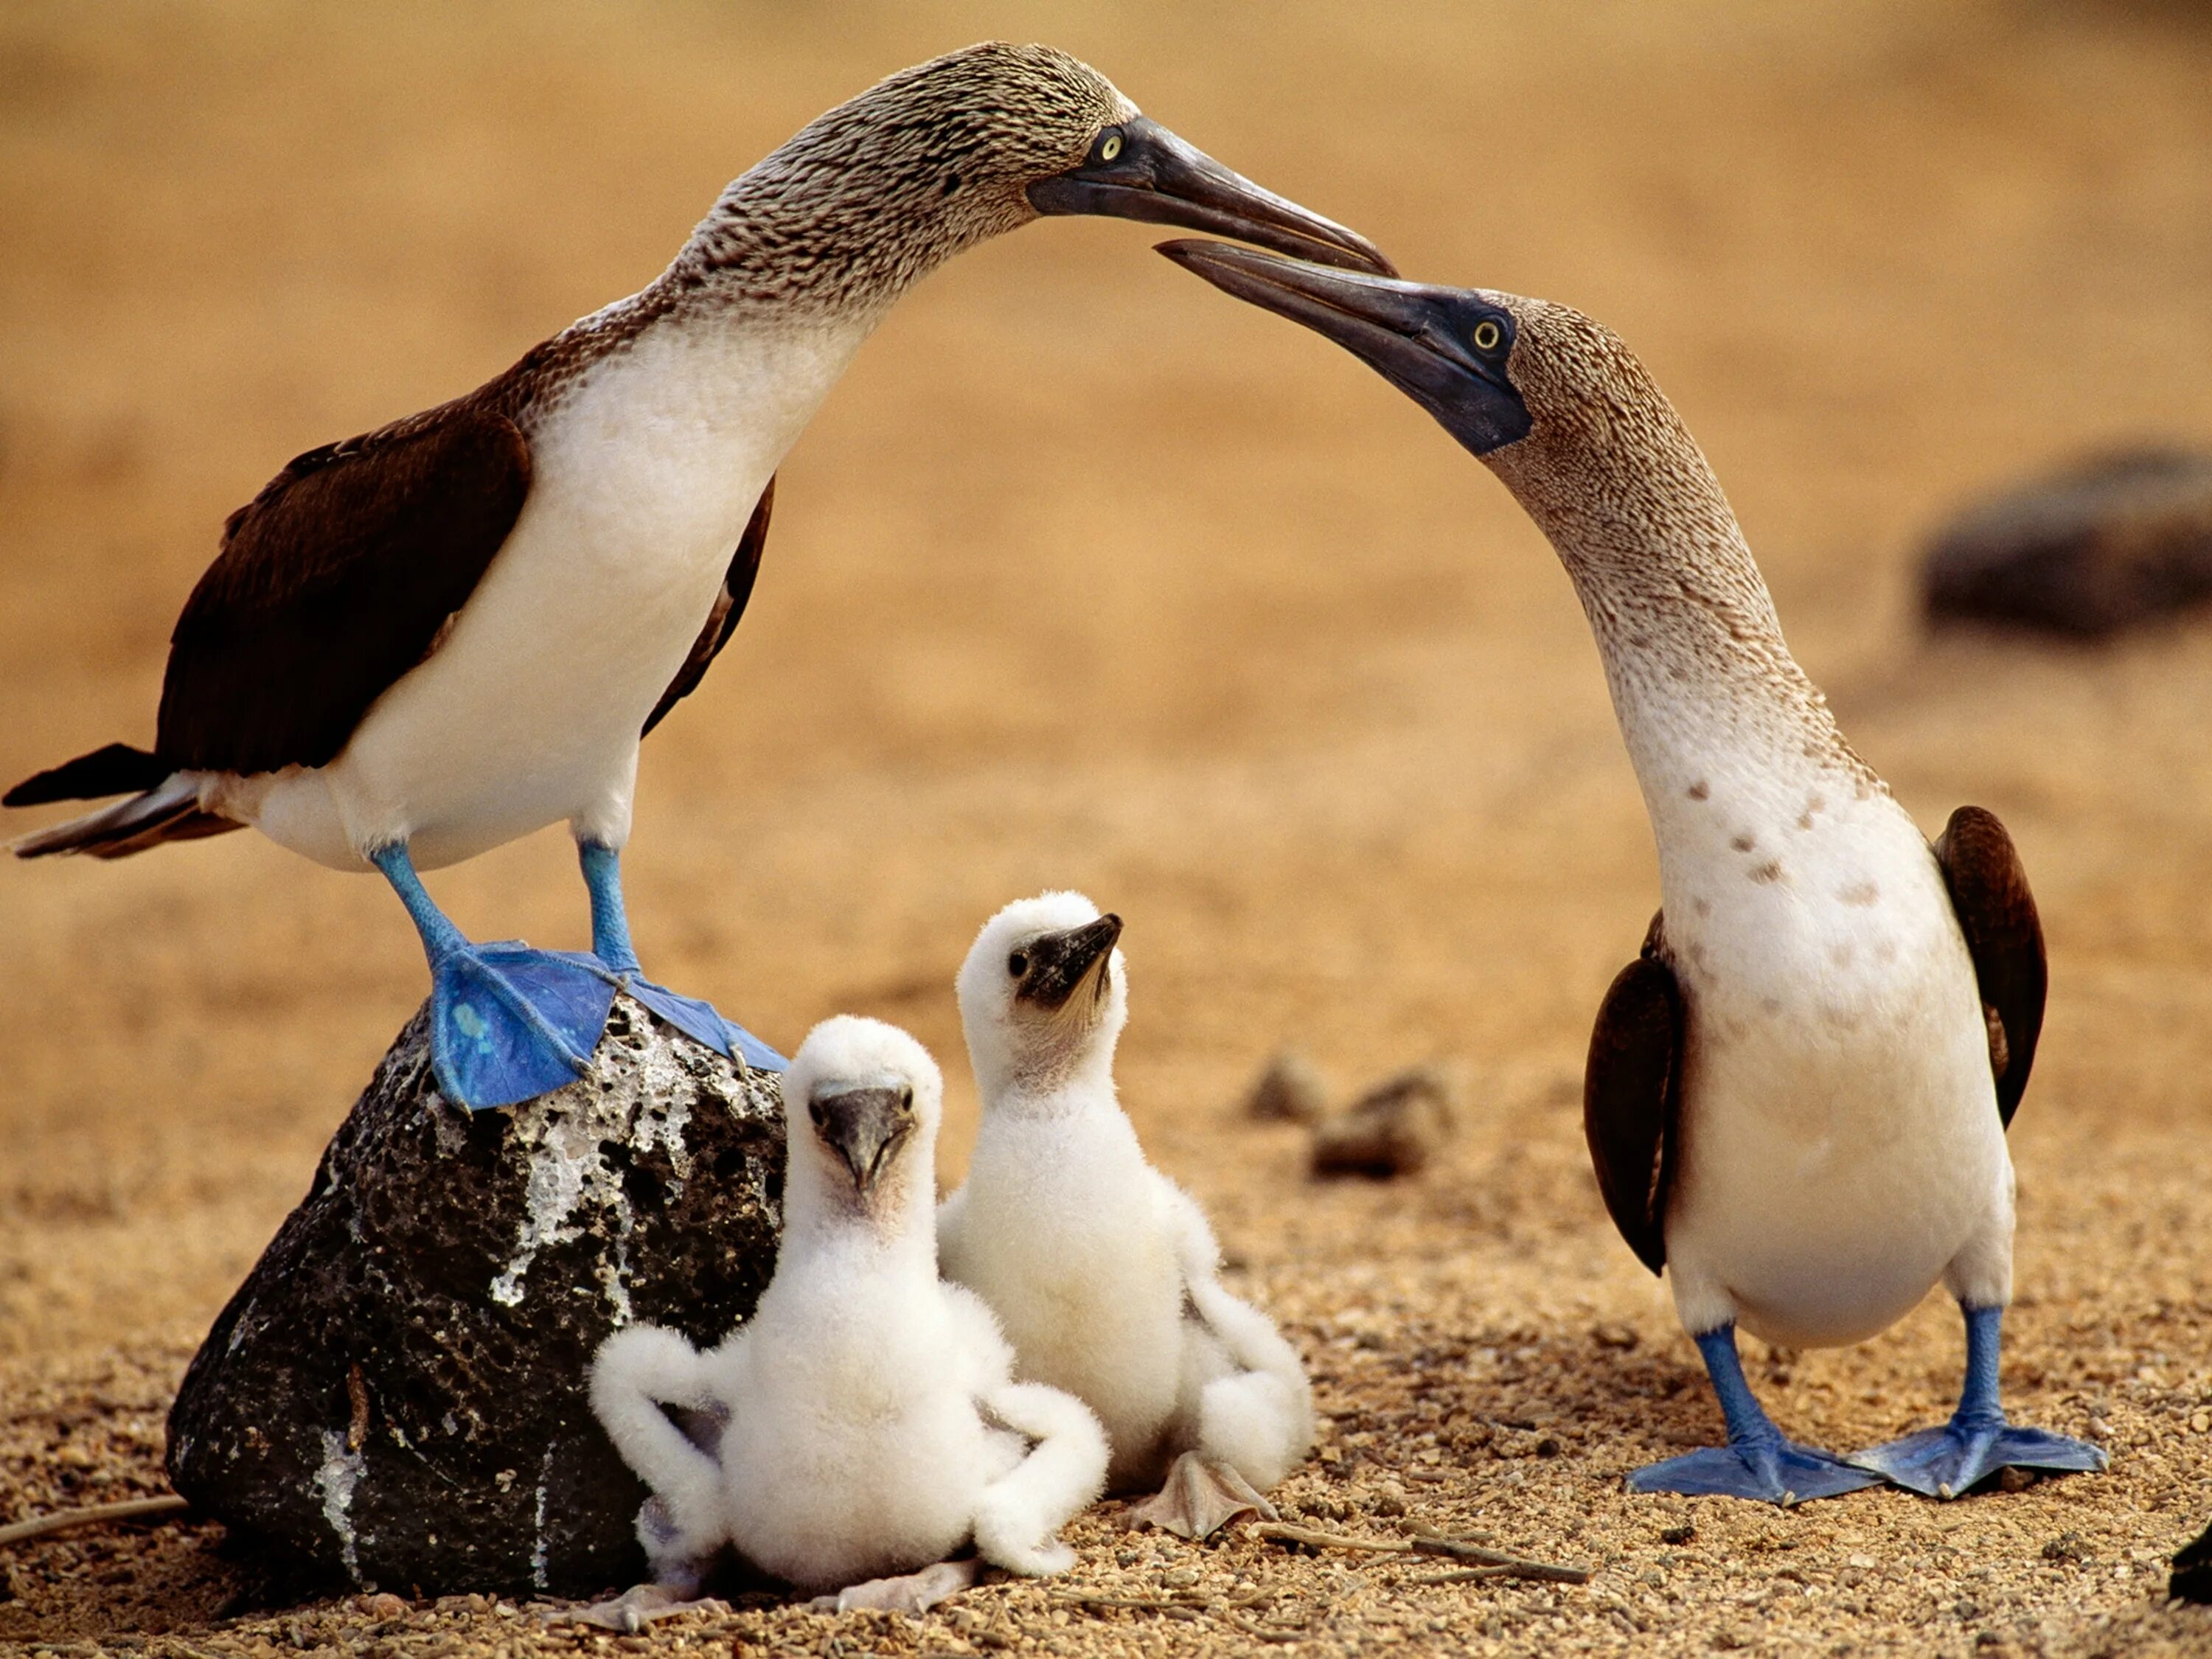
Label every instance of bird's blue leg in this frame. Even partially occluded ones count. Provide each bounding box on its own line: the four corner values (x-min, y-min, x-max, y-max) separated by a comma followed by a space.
578, 841, 786, 1072
1849, 1305, 2107, 1498
1627, 1325, 1883, 1505
371, 842, 615, 1111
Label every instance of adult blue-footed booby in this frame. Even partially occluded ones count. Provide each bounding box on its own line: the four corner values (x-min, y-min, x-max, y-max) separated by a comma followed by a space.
1161, 240, 2107, 1506
1, 44, 1390, 1112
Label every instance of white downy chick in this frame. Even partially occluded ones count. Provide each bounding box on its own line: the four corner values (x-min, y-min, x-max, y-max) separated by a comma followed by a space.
588, 1015, 1107, 1619
939, 893, 1314, 1537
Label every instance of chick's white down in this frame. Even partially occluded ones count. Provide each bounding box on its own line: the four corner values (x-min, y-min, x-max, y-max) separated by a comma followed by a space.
591, 1015, 1106, 1594
939, 892, 1315, 1496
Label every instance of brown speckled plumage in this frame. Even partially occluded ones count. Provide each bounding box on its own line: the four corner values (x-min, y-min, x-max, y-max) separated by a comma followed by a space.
1478, 298, 1881, 795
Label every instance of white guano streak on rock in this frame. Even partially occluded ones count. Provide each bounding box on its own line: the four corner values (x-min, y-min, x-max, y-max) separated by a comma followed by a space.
532, 1442, 557, 1591
488, 1018, 700, 1310
316, 1428, 366, 1586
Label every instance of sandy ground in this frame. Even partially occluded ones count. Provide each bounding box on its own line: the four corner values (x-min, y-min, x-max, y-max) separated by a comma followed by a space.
4, 2, 2212, 1653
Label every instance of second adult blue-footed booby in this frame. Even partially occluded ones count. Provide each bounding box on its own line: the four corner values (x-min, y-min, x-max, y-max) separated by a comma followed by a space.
1, 44, 1390, 1112
1161, 240, 2107, 1506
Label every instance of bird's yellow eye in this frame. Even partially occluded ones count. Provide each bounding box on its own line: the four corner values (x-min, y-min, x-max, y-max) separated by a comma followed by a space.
1472, 319, 1503, 352
1099, 131, 1123, 163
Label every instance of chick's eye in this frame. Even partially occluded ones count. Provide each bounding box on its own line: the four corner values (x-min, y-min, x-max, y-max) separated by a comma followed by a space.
1007, 950, 1029, 978
1097, 129, 1124, 163
1471, 319, 1503, 353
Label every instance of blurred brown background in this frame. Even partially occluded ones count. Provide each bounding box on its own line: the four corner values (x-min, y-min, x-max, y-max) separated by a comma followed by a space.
4, 2, 2212, 1647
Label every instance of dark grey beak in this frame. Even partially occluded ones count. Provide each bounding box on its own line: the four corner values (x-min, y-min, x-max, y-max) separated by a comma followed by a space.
809, 1084, 914, 1193
1029, 116, 1394, 277
1154, 239, 1532, 455
1015, 914, 1124, 1012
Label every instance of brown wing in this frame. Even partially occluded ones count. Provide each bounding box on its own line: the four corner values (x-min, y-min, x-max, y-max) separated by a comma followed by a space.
1582, 911, 1682, 1275
642, 476, 775, 737
155, 405, 532, 775
1933, 805, 2046, 1128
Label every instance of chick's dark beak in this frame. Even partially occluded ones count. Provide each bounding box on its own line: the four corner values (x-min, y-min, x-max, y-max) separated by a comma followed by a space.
810, 1085, 913, 1193
1155, 239, 1533, 456
1015, 914, 1124, 1012
1028, 116, 1394, 276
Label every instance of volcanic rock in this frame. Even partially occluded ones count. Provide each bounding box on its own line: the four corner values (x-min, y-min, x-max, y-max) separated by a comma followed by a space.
167, 995, 783, 1600
1921, 448, 2212, 639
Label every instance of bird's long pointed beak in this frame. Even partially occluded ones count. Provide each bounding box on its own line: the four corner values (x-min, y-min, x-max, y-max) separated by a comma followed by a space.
1155, 238, 1531, 454
1015, 914, 1124, 1012
1029, 116, 1394, 276
1157, 237, 1453, 366
811, 1085, 912, 1194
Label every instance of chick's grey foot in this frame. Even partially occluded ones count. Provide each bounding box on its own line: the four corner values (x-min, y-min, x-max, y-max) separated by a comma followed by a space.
538, 1582, 730, 1632
1627, 1439, 1882, 1505
809, 1557, 979, 1613
1125, 1452, 1279, 1540
1851, 1420, 2107, 1499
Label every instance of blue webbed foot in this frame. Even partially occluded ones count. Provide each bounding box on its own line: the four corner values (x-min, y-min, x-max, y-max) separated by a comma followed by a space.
430, 942, 616, 1111
1628, 1324, 1882, 1506
577, 841, 787, 1072
1851, 1420, 2106, 1500
622, 976, 788, 1072
1854, 1304, 2110, 1498
1630, 1439, 1882, 1505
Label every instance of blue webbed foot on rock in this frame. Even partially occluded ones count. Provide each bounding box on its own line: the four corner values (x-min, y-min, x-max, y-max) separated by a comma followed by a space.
1851, 1304, 2107, 1499
371, 843, 616, 1111
579, 841, 787, 1072
1629, 1324, 1879, 1507
1629, 1439, 1882, 1505
625, 977, 787, 1071
430, 942, 616, 1110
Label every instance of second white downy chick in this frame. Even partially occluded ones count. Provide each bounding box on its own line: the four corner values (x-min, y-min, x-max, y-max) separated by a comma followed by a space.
939, 892, 1314, 1538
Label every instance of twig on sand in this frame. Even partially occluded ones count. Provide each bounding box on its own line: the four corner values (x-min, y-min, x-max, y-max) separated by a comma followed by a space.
1251, 1520, 1589, 1586
0, 1495, 192, 1548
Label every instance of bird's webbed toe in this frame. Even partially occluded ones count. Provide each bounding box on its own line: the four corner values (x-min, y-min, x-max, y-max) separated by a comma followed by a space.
809, 1558, 978, 1615
538, 1582, 730, 1632
1850, 1419, 2107, 1500
619, 976, 787, 1071
1627, 1439, 1883, 1506
428, 942, 616, 1109
1125, 1451, 1279, 1540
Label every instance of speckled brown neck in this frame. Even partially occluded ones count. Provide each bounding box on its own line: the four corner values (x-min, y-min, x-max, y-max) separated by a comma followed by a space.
1481, 300, 1873, 791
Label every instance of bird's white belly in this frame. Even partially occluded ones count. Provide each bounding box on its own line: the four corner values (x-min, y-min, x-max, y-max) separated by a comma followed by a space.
1657, 807, 2013, 1349
224, 311, 866, 872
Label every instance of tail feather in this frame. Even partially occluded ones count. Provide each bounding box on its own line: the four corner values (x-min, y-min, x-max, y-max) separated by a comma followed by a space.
5, 742, 168, 807
8, 775, 236, 860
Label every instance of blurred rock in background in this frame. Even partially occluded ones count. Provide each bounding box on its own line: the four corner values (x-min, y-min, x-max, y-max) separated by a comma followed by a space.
1921, 449, 2212, 639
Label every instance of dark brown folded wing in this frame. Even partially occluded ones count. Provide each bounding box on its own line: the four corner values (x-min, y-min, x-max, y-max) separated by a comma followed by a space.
643, 476, 776, 737
1933, 805, 2047, 1128
1582, 911, 1683, 1275
155, 404, 532, 776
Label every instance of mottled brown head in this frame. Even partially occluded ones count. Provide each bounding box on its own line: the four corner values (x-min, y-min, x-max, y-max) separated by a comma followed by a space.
686, 44, 1388, 310
1154, 242, 1750, 567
